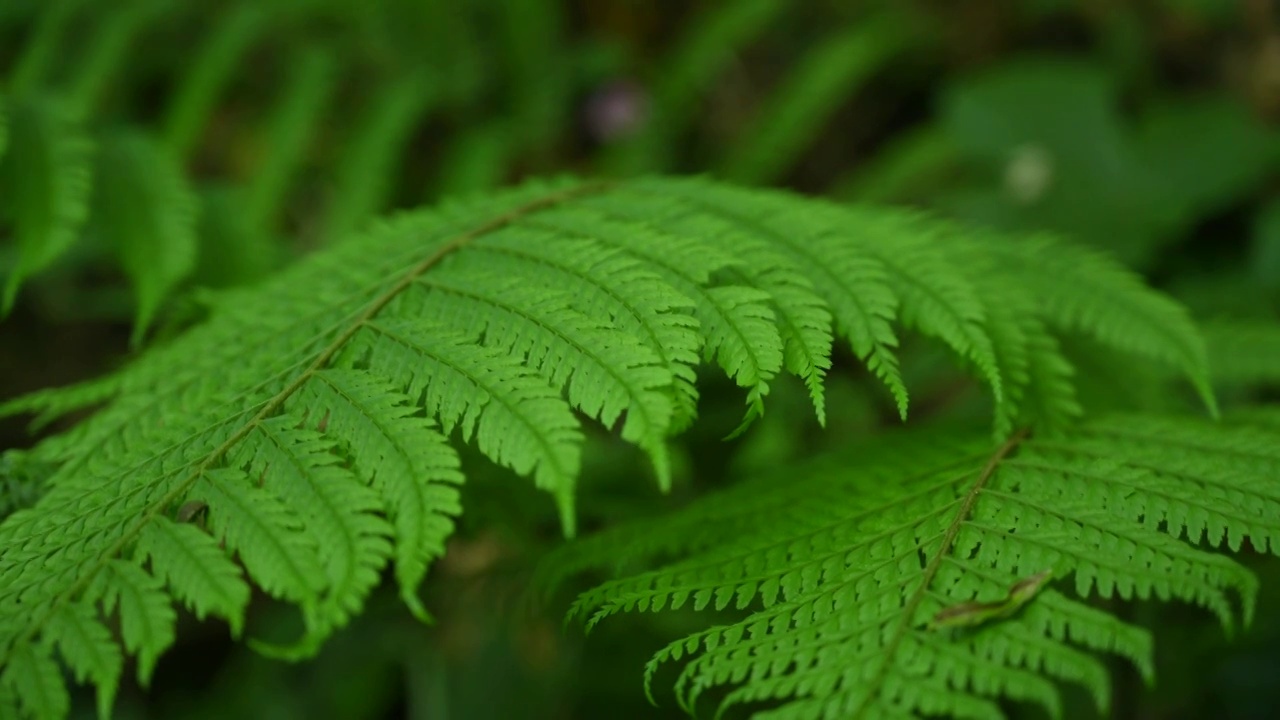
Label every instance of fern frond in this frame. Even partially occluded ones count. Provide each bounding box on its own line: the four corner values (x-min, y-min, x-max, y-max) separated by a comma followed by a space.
0, 450, 48, 520
42, 602, 121, 719
0, 93, 92, 314
233, 415, 392, 654
294, 370, 463, 620
533, 188, 792, 422
135, 517, 251, 632
1, 642, 68, 720
90, 130, 199, 343
93, 560, 175, 687
551, 414, 1276, 719
193, 468, 325, 613
617, 179, 898, 420
468, 231, 703, 431
0, 176, 1216, 718
990, 236, 1217, 415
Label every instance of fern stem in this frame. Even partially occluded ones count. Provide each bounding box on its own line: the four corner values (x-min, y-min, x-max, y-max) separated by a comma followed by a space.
851, 428, 1029, 719
2, 179, 614, 663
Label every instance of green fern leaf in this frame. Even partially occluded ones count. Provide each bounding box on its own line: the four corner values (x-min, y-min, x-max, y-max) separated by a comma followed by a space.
1, 641, 69, 720
552, 414, 1275, 719
357, 318, 584, 528
0, 450, 48, 520
135, 518, 251, 633
470, 231, 703, 431
532, 187, 792, 424
90, 130, 198, 343
0, 93, 93, 315
95, 560, 175, 686
297, 370, 464, 620
43, 602, 121, 719
398, 254, 678, 483
0, 372, 119, 434
620, 178, 898, 420
991, 236, 1217, 416
0, 176, 1219, 718
232, 416, 392, 655
844, 211, 1005, 411
192, 468, 325, 611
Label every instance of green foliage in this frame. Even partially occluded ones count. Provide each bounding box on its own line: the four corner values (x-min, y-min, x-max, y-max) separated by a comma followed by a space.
89, 131, 197, 344
1202, 320, 1280, 389
717, 12, 916, 185
0, 94, 91, 314
547, 414, 1278, 718
916, 57, 1276, 269
0, 176, 1223, 718
2, 2, 1279, 718
603, 0, 786, 175
0, 0, 576, 332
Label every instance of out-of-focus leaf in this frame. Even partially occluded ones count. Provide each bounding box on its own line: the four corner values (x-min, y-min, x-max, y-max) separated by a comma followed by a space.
1134, 97, 1274, 228
90, 131, 198, 344
193, 185, 279, 289
323, 71, 435, 242
1253, 199, 1280, 295
0, 94, 93, 314
1201, 319, 1280, 389
245, 47, 336, 233
602, 0, 786, 174
162, 4, 267, 158
432, 122, 512, 197
719, 12, 917, 185
831, 124, 957, 202
936, 58, 1165, 267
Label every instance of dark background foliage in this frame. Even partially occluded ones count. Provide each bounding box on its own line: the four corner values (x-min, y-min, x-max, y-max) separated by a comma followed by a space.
2, 1, 1278, 717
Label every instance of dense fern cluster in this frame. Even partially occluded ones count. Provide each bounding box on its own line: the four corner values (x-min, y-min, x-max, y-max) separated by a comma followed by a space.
0, 175, 1249, 719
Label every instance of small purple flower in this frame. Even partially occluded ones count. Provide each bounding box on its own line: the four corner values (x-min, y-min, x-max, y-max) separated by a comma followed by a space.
583, 79, 650, 143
